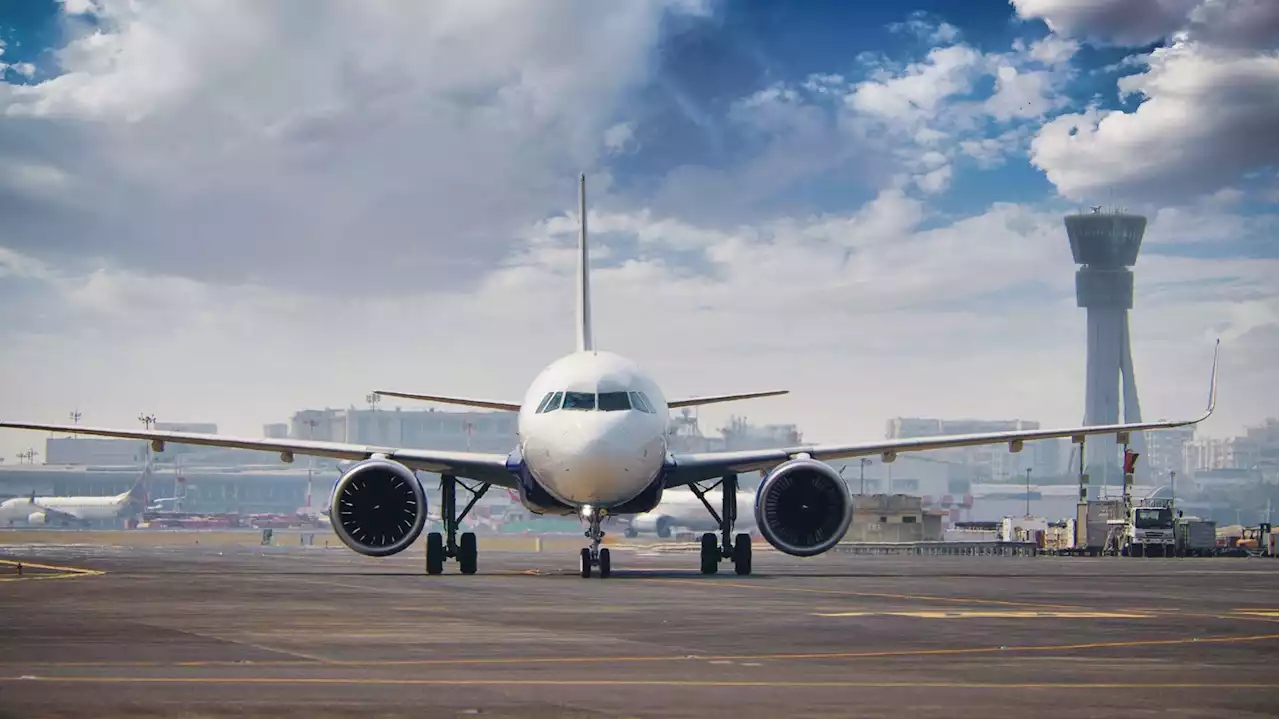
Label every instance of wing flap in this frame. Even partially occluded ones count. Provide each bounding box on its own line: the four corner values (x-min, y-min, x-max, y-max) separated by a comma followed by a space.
0, 421, 517, 487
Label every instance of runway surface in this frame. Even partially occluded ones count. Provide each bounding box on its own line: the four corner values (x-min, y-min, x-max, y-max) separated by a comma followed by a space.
1, 539, 1276, 718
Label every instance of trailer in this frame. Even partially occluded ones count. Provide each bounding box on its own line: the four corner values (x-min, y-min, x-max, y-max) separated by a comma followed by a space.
1174, 518, 1216, 557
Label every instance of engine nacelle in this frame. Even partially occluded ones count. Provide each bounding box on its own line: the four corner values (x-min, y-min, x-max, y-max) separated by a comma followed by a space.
754, 458, 853, 557
27, 512, 47, 526
630, 513, 673, 538
329, 458, 427, 557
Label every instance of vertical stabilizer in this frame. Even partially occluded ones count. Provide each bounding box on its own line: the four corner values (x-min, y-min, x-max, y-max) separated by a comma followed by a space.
576, 173, 595, 353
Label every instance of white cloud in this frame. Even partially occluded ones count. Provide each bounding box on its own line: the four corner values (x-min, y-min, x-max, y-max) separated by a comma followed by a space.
603, 122, 636, 154
2, 195, 1270, 464
1030, 39, 1278, 202
1011, 0, 1202, 46
1014, 0, 1277, 203
0, 0, 712, 291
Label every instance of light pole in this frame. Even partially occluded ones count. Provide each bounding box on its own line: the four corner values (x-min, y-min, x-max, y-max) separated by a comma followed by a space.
1025, 467, 1032, 517
1169, 470, 1176, 510
69, 411, 82, 438
138, 414, 156, 469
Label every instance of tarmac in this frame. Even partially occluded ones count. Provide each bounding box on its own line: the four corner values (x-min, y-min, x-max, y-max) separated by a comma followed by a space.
0, 533, 1276, 719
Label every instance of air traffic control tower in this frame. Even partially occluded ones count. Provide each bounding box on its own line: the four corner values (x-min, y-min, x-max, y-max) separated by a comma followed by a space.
1066, 207, 1148, 494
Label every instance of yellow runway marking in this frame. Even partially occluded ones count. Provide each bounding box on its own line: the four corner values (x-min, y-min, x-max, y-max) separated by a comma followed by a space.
639, 577, 1084, 609
0, 677, 1273, 689
815, 610, 1155, 619
5, 634, 1273, 669
0, 558, 104, 581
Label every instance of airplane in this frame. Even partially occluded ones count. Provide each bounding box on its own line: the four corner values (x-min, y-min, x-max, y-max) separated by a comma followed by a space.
0, 468, 149, 527
623, 486, 757, 538
0, 175, 1220, 578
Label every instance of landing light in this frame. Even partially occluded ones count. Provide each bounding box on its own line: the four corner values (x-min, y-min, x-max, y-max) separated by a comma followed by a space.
581, 504, 593, 518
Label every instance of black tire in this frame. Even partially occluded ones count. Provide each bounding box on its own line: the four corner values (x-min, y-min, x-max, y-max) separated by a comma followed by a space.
700, 532, 719, 575
733, 533, 752, 576
425, 532, 444, 575
580, 548, 592, 578
599, 548, 611, 578
458, 532, 478, 575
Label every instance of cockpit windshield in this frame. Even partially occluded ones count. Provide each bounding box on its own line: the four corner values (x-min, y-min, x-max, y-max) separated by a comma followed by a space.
561, 391, 596, 411
597, 392, 631, 411
534, 388, 657, 414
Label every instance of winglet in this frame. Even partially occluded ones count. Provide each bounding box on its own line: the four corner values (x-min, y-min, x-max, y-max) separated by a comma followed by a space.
576, 173, 594, 353
1203, 337, 1220, 419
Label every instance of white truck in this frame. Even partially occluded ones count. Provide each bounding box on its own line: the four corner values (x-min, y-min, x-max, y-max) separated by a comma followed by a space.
1121, 501, 1177, 557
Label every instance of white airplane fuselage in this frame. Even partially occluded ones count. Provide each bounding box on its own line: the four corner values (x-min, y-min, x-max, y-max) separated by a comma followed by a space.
0, 492, 134, 525
517, 350, 669, 510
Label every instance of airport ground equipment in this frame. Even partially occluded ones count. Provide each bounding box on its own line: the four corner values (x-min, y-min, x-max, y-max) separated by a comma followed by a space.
1174, 517, 1216, 557
1117, 499, 1177, 557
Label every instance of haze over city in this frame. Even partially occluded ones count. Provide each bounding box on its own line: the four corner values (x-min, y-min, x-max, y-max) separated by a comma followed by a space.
1, 0, 1276, 462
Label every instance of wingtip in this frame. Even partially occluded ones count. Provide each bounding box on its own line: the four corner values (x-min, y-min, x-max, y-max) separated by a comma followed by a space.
1204, 338, 1220, 417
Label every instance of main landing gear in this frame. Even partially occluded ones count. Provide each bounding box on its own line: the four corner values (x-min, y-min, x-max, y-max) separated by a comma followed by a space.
689, 474, 752, 576
580, 505, 611, 578
425, 474, 490, 575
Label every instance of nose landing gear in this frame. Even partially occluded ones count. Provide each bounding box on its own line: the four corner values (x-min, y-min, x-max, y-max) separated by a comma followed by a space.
580, 505, 611, 578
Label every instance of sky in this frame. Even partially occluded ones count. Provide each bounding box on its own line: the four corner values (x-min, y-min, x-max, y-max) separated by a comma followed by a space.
0, 0, 1276, 462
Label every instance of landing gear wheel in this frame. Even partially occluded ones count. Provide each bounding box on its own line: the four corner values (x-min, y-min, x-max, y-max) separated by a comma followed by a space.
425, 532, 445, 575
599, 548, 611, 578
458, 532, 478, 575
733, 533, 752, 576
700, 532, 719, 574
580, 548, 593, 578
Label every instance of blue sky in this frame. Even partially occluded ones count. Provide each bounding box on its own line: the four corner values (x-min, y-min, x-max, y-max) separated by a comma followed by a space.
0, 0, 1275, 457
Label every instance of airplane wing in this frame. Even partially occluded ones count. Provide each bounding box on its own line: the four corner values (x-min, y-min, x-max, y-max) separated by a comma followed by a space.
668, 390, 789, 409
665, 341, 1220, 487
371, 391, 521, 412
0, 422, 518, 488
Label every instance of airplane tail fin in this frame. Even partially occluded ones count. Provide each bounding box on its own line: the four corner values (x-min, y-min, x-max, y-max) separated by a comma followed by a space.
576, 173, 594, 353
122, 464, 150, 507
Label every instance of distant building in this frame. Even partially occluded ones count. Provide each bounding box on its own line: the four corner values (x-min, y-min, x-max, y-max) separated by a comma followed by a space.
1145, 425, 1195, 482
885, 417, 1061, 482
263, 423, 289, 439
289, 406, 517, 454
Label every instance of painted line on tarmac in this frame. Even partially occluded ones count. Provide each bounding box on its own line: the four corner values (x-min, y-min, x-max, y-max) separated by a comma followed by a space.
637, 576, 1085, 610
814, 610, 1156, 619
5, 634, 1273, 669
0, 558, 104, 582
1, 676, 1274, 689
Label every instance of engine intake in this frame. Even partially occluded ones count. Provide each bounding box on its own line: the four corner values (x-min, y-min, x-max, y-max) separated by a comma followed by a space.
329, 458, 427, 557
754, 458, 853, 557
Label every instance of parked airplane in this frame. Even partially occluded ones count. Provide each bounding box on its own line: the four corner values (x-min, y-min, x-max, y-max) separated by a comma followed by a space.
0, 176, 1219, 578
0, 469, 149, 527
623, 487, 756, 538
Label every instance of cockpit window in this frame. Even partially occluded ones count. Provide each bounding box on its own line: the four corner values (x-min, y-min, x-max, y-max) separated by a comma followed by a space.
629, 391, 655, 413
598, 391, 631, 411
535, 391, 563, 413
561, 391, 596, 411
535, 392, 555, 413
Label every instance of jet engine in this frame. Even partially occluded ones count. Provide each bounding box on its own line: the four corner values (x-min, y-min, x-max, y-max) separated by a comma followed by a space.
754, 457, 853, 557
27, 512, 47, 526
328, 458, 427, 557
